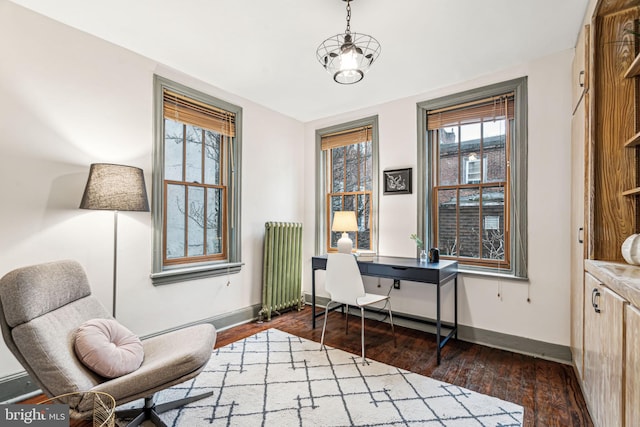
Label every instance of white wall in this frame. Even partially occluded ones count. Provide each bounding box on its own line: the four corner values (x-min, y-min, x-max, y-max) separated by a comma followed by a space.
303, 49, 574, 347
0, 1, 304, 378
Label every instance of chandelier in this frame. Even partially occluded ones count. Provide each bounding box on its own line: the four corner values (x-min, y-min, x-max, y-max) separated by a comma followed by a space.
316, 0, 381, 84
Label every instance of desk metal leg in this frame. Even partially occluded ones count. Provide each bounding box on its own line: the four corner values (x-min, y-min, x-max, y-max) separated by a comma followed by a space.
454, 276, 458, 339
436, 282, 441, 365
312, 268, 317, 329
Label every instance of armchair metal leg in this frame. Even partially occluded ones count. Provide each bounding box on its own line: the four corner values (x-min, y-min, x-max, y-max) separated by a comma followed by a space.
117, 391, 213, 427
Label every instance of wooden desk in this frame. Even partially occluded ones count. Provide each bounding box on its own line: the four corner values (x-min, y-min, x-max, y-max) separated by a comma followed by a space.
311, 255, 458, 364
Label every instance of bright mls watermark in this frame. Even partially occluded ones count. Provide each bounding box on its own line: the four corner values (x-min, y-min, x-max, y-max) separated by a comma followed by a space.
1, 404, 68, 426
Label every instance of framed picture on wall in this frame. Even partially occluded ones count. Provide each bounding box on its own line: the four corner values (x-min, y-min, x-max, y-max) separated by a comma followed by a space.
383, 168, 412, 195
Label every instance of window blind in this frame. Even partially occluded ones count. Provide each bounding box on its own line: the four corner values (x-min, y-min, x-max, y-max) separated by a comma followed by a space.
321, 125, 372, 151
163, 89, 236, 137
427, 94, 514, 130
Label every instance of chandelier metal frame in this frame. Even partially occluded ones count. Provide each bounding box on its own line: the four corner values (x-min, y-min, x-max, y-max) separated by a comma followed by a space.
316, 0, 381, 84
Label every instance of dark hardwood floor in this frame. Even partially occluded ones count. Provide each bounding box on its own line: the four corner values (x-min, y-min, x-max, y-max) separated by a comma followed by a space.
22, 307, 593, 426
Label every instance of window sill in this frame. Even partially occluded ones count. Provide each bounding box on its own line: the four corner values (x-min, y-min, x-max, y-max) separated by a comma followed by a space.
457, 266, 528, 281
151, 262, 243, 286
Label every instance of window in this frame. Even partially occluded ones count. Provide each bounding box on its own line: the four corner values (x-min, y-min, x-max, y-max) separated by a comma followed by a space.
151, 76, 242, 285
464, 155, 487, 184
417, 78, 527, 277
316, 117, 379, 254
484, 215, 500, 230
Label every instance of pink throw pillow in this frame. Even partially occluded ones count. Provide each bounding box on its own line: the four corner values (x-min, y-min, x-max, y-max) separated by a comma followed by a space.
74, 318, 144, 378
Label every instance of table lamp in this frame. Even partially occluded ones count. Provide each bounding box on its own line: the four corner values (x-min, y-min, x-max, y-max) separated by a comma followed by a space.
331, 211, 358, 253
80, 163, 149, 317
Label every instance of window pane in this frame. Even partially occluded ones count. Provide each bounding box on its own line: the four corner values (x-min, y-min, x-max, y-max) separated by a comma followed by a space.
164, 119, 183, 181
187, 186, 205, 257
482, 186, 505, 260
343, 194, 355, 212
357, 193, 371, 250
185, 125, 203, 183
345, 144, 358, 192
458, 188, 480, 258
204, 131, 221, 185
437, 189, 457, 256
483, 119, 506, 183
206, 188, 223, 255
331, 195, 342, 212
331, 147, 345, 193
360, 141, 372, 191
439, 127, 458, 185
330, 197, 342, 248
460, 122, 481, 143
166, 184, 185, 259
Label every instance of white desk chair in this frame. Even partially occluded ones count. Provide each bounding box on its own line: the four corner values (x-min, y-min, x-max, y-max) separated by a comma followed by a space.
320, 253, 395, 364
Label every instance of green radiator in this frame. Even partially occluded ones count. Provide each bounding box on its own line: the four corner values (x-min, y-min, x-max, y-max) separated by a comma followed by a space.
259, 222, 304, 321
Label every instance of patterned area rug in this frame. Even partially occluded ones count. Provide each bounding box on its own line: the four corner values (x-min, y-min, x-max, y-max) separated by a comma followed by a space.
134, 329, 523, 426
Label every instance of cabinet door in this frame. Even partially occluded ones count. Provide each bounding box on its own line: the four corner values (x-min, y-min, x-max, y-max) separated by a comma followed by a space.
626, 304, 640, 427
570, 96, 586, 379
570, 24, 588, 381
583, 273, 625, 427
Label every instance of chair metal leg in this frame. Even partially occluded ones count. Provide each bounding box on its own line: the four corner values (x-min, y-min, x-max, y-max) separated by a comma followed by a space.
345, 304, 349, 334
360, 306, 366, 365
387, 299, 396, 347
320, 301, 332, 351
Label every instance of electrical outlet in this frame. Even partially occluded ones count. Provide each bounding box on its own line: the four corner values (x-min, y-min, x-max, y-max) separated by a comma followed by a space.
393, 279, 400, 290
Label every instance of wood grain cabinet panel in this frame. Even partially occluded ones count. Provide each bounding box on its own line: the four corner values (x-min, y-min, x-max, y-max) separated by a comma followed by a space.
583, 272, 625, 427
626, 304, 640, 427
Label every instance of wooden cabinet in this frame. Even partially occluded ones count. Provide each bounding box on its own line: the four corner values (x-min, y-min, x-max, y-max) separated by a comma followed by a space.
583, 272, 625, 427
626, 304, 640, 427
572, 2, 640, 425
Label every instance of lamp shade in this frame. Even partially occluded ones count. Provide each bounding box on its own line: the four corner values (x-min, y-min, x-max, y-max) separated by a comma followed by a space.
331, 211, 358, 232
80, 163, 149, 212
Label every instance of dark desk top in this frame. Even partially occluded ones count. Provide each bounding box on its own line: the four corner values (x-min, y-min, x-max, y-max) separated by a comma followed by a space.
311, 254, 458, 285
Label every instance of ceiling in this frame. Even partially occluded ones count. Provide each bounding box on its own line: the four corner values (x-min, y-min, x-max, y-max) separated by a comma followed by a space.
9, 0, 590, 122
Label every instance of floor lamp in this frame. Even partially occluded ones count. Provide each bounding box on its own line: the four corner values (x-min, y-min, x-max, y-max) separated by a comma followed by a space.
79, 163, 149, 318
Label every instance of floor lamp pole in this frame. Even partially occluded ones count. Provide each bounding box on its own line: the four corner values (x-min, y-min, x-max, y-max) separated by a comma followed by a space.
112, 210, 118, 318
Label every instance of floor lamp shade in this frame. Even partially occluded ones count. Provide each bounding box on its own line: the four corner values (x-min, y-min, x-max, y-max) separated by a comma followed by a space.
332, 211, 358, 254
80, 163, 149, 318
80, 163, 149, 212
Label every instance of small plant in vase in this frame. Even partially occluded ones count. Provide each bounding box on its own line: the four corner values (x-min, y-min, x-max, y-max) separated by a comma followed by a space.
410, 233, 427, 262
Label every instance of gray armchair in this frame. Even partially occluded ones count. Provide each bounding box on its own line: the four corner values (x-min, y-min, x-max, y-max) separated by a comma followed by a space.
0, 260, 217, 427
